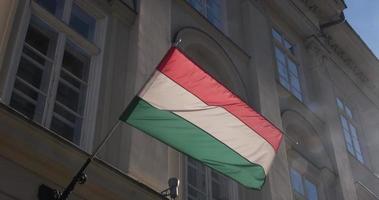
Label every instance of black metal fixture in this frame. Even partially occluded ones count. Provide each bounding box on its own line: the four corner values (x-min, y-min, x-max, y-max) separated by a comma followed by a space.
161, 177, 180, 200
37, 122, 121, 200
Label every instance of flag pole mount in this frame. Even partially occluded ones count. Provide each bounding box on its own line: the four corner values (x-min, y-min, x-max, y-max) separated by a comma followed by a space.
38, 121, 121, 200
174, 38, 182, 47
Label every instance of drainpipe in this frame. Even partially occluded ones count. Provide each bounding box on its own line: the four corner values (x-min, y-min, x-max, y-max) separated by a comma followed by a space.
320, 12, 346, 30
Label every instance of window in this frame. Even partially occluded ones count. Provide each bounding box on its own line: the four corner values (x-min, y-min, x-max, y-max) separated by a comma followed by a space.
186, 0, 224, 30
290, 168, 318, 200
272, 28, 303, 101
186, 157, 231, 200
336, 98, 364, 163
6, 0, 104, 146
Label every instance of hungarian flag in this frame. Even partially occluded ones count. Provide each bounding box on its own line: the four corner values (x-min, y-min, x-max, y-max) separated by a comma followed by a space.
120, 47, 283, 189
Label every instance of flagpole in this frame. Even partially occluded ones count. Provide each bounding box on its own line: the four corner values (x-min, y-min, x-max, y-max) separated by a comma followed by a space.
57, 121, 121, 200
53, 43, 181, 200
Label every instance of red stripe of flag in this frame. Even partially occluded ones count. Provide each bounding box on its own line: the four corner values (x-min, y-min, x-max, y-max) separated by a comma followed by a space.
157, 47, 283, 151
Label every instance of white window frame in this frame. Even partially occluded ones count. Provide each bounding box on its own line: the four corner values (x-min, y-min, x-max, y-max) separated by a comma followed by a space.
183, 157, 238, 200
2, 0, 108, 152
336, 97, 364, 163
272, 28, 304, 102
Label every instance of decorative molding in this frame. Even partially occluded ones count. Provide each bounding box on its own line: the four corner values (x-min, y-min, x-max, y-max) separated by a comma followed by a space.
299, 0, 322, 17
323, 34, 371, 84
305, 34, 375, 89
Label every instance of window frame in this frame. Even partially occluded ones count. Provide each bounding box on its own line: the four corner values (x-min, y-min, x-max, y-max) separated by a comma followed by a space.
185, 0, 227, 32
183, 156, 238, 200
272, 28, 304, 102
2, 0, 108, 152
336, 97, 365, 164
289, 168, 319, 200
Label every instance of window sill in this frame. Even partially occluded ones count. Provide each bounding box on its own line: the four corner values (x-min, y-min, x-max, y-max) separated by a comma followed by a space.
0, 102, 164, 199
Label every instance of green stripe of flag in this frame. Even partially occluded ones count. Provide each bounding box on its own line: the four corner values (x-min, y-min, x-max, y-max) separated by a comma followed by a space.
120, 97, 266, 189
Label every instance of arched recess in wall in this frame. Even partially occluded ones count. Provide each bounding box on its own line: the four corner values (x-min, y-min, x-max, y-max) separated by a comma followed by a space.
173, 27, 248, 99
282, 109, 337, 198
281, 109, 334, 171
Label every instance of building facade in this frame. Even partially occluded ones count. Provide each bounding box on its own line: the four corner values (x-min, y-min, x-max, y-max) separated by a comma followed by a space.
0, 0, 379, 199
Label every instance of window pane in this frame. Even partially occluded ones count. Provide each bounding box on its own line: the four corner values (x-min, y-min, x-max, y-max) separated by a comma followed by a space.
336, 98, 344, 111
62, 41, 90, 81
288, 59, 298, 77
211, 171, 229, 200
274, 47, 286, 64
349, 124, 364, 163
55, 41, 90, 113
304, 179, 318, 200
50, 116, 75, 141
207, 0, 221, 18
17, 57, 44, 89
55, 82, 80, 111
35, 0, 65, 18
10, 16, 57, 122
290, 74, 301, 92
345, 106, 353, 119
187, 0, 205, 14
188, 186, 207, 200
9, 92, 36, 119
292, 89, 303, 102
284, 39, 295, 54
290, 169, 304, 195
279, 77, 290, 90
277, 61, 288, 78
69, 4, 96, 41
340, 115, 349, 131
187, 158, 207, 198
343, 129, 354, 154
272, 29, 282, 42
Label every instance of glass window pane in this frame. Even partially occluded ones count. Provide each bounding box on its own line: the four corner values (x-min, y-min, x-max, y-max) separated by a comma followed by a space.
343, 129, 354, 154
292, 89, 303, 102
187, 158, 207, 194
211, 171, 229, 200
284, 39, 295, 54
277, 61, 288, 78
345, 106, 353, 119
187, 0, 205, 13
188, 186, 207, 200
207, 0, 221, 18
69, 4, 96, 41
55, 82, 80, 111
272, 29, 282, 42
336, 98, 344, 111
290, 169, 304, 195
274, 47, 286, 64
290, 74, 301, 91
288, 59, 298, 77
10, 92, 36, 119
50, 116, 75, 141
280, 77, 290, 90
340, 115, 349, 131
25, 17, 58, 60
349, 124, 364, 162
304, 179, 318, 200
17, 57, 44, 89
14, 79, 39, 101
10, 16, 57, 122
55, 41, 90, 114
35, 0, 65, 18
62, 41, 90, 81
